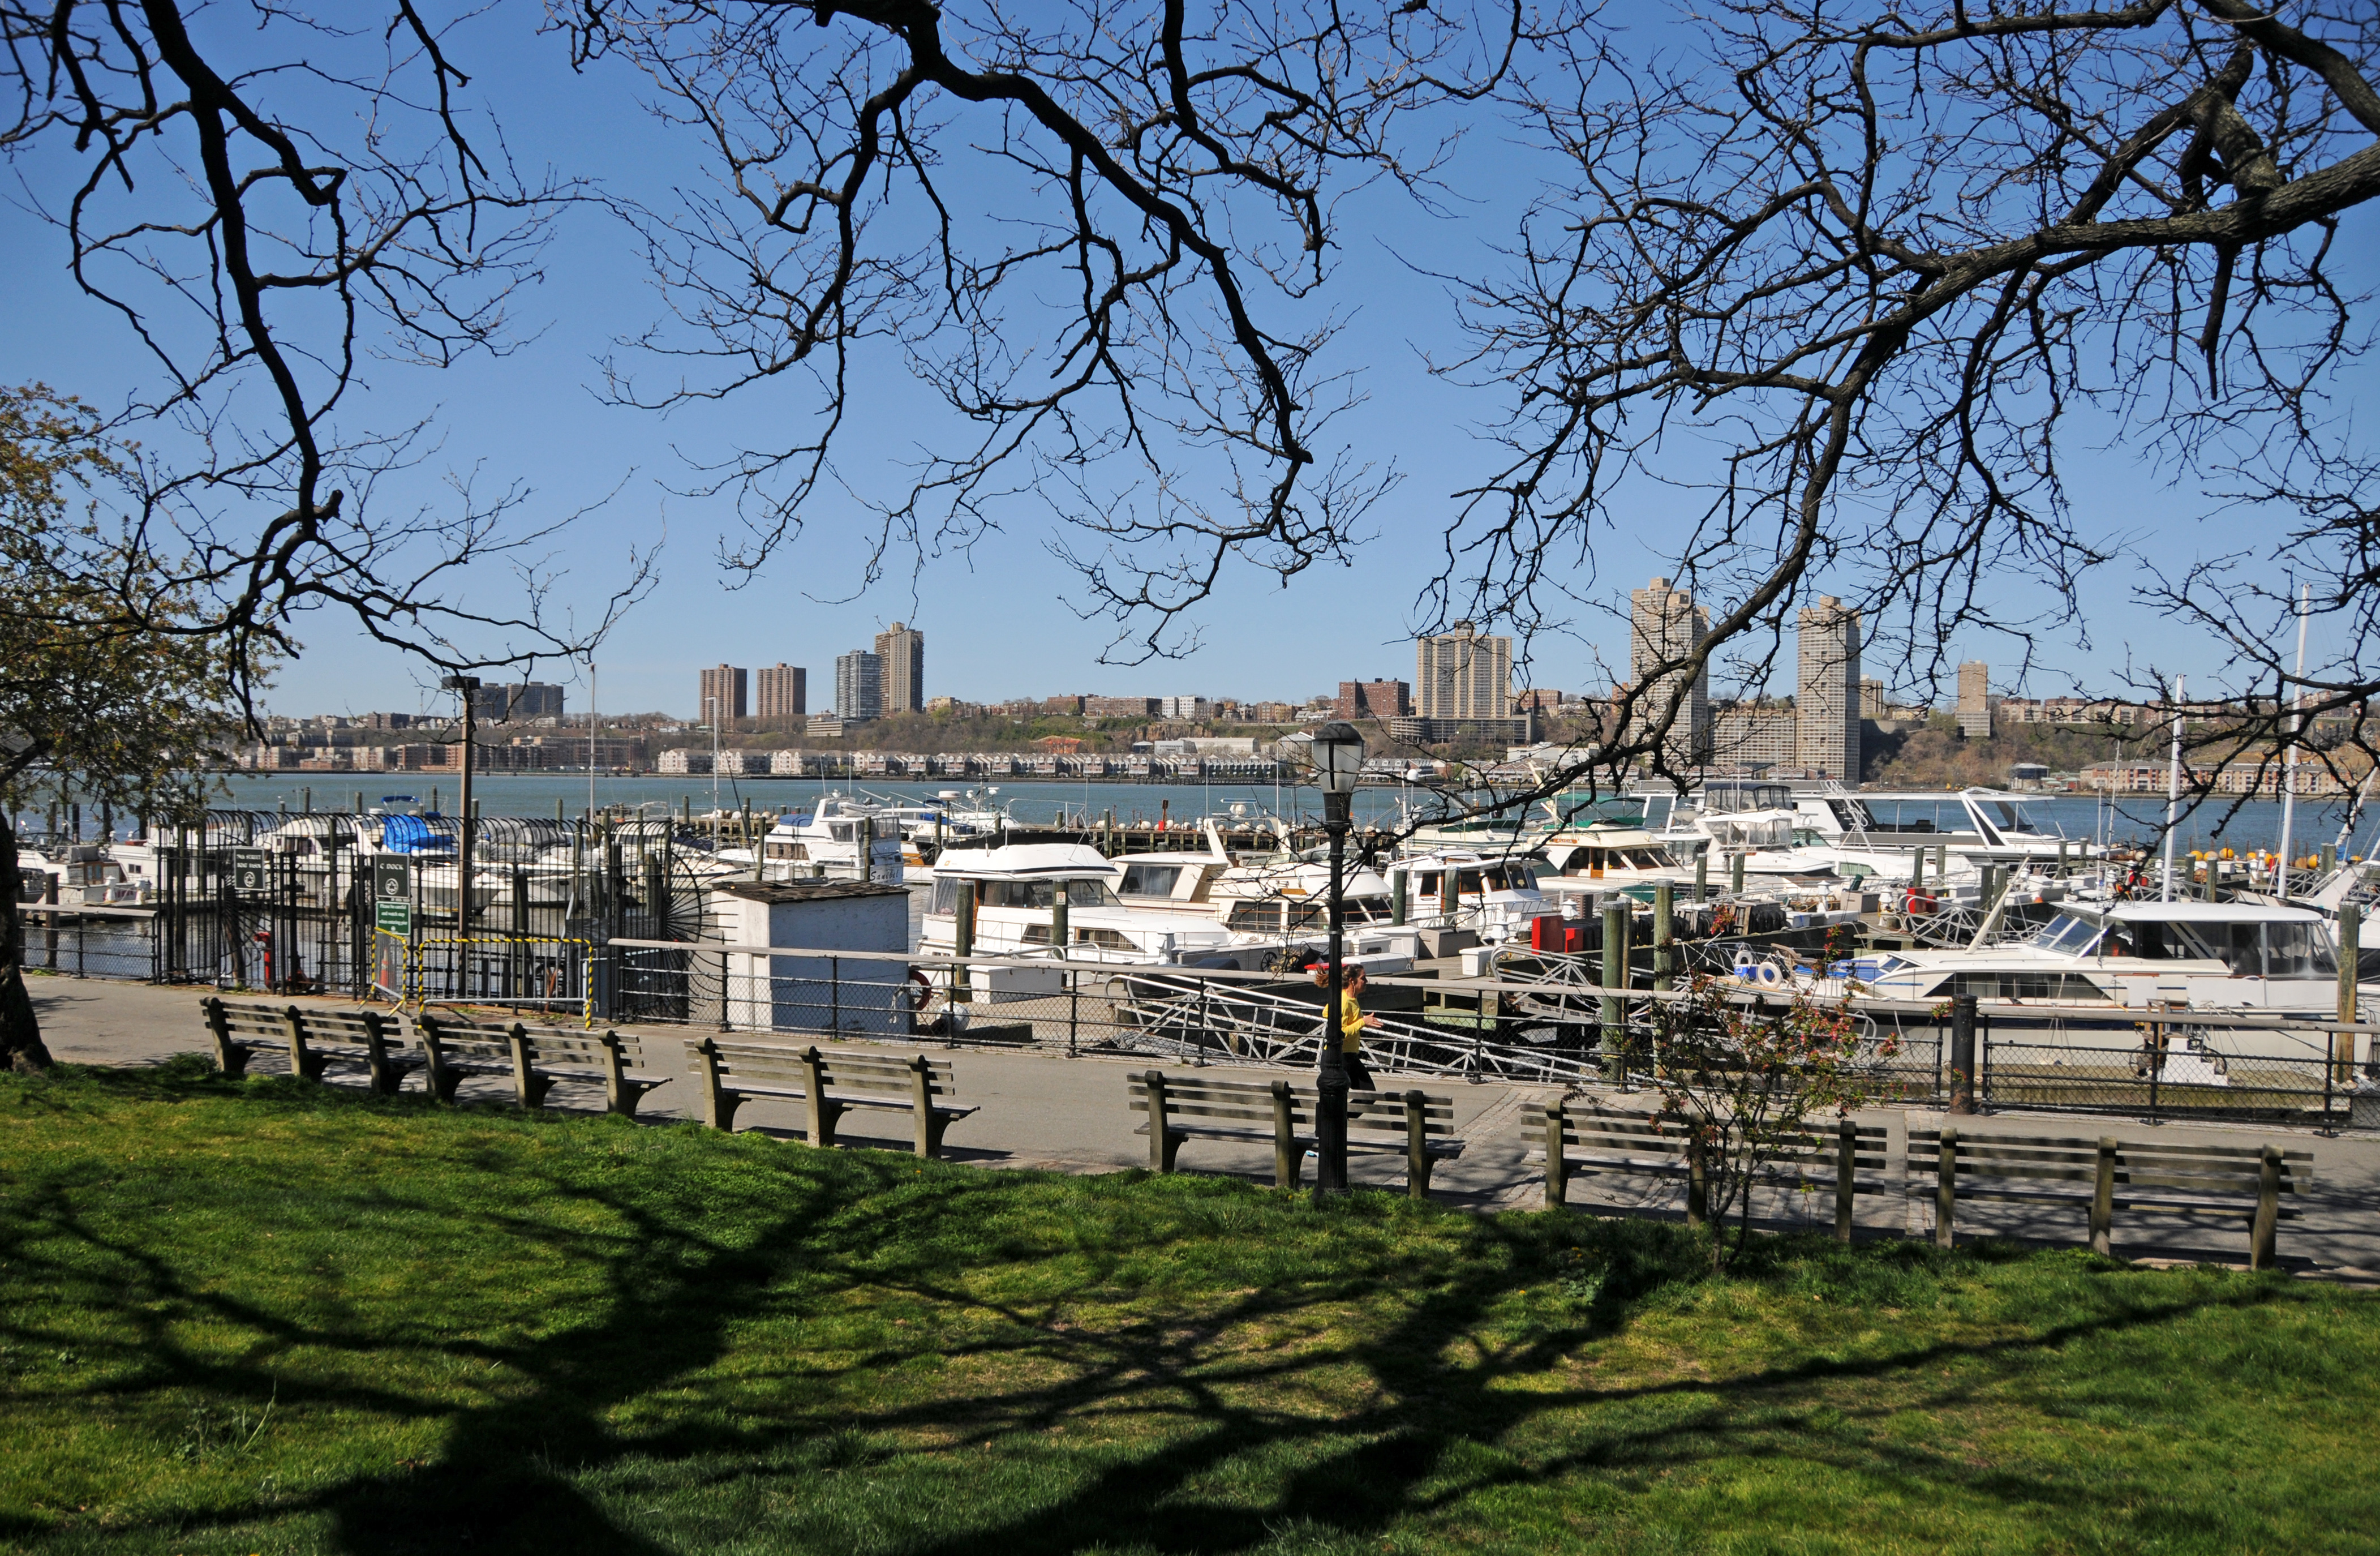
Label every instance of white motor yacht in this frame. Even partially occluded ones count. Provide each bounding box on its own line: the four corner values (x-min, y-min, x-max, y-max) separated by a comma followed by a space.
919, 845, 1288, 997
721, 794, 905, 884
880, 788, 1006, 847
1535, 822, 1702, 893
16, 842, 143, 906
1381, 850, 1553, 942
1107, 821, 1420, 957
1743, 901, 2361, 1061
1655, 782, 1846, 881
1795, 787, 2094, 872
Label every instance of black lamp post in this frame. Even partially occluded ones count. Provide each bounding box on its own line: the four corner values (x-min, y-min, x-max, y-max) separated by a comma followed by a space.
1305, 720, 1367, 1198
440, 675, 481, 935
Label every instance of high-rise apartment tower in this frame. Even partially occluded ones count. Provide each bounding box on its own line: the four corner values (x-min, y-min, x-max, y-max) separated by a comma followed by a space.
1415, 623, 1513, 721
835, 650, 883, 722
755, 663, 807, 726
1629, 577, 1711, 766
875, 622, 924, 714
469, 682, 566, 722
1795, 597, 1862, 778
1957, 661, 1992, 739
699, 665, 747, 723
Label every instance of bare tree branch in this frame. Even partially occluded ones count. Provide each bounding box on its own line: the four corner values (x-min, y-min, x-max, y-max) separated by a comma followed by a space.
1434, 1, 2380, 810
2, 1, 649, 722
568, 0, 1550, 660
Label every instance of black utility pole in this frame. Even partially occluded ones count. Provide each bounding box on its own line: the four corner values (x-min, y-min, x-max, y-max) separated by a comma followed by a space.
441, 676, 481, 936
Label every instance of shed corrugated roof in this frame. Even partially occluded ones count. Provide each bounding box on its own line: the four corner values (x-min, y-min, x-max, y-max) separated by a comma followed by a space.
710, 880, 910, 905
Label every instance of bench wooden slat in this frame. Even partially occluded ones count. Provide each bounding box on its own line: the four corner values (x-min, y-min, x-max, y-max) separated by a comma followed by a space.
687, 1039, 974, 1159
1125, 1095, 1456, 1133
200, 998, 420, 1096
407, 1013, 663, 1117
1128, 1071, 1463, 1199
1912, 1129, 2311, 1161
1537, 1102, 1883, 1241
1913, 1126, 2301, 1267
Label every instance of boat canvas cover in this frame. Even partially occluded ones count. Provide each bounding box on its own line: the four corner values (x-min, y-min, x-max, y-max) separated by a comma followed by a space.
931, 843, 1118, 878
379, 815, 452, 854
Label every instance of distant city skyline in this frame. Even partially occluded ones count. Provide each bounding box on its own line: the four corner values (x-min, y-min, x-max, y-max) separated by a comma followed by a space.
272, 629, 2090, 732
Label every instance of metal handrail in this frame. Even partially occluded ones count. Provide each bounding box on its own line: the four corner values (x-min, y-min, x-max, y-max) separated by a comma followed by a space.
600, 936, 2380, 1037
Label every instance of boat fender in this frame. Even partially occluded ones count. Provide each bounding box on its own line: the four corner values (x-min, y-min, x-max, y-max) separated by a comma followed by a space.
1904, 889, 1936, 916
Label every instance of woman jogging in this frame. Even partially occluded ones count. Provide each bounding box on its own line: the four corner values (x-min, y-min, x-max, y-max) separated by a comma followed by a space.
1316, 963, 1382, 1091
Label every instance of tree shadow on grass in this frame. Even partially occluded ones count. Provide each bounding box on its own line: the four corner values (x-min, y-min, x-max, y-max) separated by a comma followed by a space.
0, 1064, 2349, 1554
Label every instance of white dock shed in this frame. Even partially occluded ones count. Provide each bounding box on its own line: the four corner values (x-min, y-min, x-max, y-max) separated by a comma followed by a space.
708, 880, 912, 1036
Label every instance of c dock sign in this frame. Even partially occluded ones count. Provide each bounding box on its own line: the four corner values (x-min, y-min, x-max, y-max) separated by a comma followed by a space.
373, 858, 411, 936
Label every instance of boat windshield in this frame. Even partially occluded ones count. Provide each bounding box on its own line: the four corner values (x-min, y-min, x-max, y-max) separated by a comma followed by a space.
1828, 798, 1879, 830
1702, 782, 1792, 813
933, 876, 1119, 913
1117, 863, 1185, 897
1984, 798, 2050, 835
2106, 917, 2336, 976
2032, 914, 2104, 956
1408, 864, 1539, 895
1707, 815, 1793, 847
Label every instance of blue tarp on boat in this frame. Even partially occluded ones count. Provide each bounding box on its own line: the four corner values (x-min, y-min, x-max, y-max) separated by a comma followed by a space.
380, 815, 454, 854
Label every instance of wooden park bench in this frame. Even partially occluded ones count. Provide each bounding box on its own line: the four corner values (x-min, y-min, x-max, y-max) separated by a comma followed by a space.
413, 1011, 665, 1116
1532, 1099, 1888, 1238
200, 997, 420, 1096
1911, 1127, 2311, 1269
685, 1039, 976, 1159
1128, 1071, 1467, 1198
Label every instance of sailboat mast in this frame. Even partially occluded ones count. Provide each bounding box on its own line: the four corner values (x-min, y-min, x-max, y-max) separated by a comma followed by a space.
2276, 584, 2310, 899
2162, 675, 2185, 902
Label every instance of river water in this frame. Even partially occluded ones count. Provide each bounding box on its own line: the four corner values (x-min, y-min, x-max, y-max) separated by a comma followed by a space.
179, 773, 2374, 856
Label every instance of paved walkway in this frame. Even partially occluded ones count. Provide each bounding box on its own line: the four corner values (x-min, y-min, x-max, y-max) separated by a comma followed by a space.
24, 972, 2380, 1277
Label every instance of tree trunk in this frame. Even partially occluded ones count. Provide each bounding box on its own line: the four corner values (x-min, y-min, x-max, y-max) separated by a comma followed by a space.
0, 809, 55, 1071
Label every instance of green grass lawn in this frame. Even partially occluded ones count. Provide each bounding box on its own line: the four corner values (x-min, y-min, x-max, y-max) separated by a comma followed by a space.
2, 1060, 2374, 1555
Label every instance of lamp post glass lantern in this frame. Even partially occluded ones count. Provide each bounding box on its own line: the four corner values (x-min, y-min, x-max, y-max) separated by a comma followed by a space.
1307, 722, 1365, 1197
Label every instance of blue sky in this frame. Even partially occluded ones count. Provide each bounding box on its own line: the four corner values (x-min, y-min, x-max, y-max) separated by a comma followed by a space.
4, 6, 2371, 722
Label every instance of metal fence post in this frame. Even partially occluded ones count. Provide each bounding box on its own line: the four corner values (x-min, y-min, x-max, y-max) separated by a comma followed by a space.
1934, 1002, 1944, 1104
1600, 900, 1626, 1083
2337, 901, 2360, 1095
1978, 1009, 1991, 1108
830, 954, 841, 1036
2146, 1011, 2162, 1122
1652, 881, 1675, 993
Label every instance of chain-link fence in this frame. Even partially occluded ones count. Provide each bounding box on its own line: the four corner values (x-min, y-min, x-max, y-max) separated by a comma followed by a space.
598, 940, 2377, 1128
31, 813, 723, 998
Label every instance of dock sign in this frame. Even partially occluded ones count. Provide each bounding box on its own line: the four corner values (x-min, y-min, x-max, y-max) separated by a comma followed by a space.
231, 848, 267, 894
372, 858, 411, 937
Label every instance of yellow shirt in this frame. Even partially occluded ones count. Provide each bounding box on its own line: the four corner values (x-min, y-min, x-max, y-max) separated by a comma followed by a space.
1337, 990, 1364, 1052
